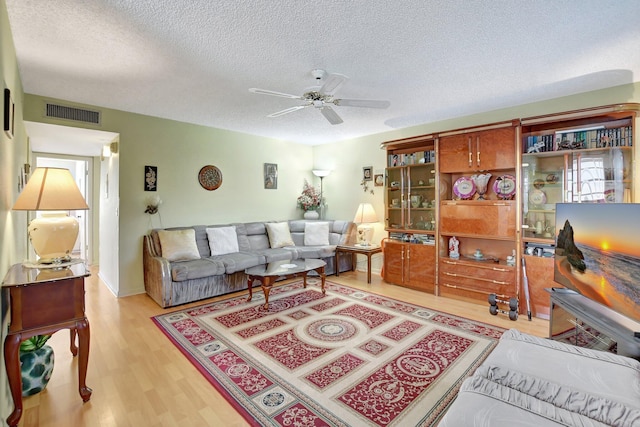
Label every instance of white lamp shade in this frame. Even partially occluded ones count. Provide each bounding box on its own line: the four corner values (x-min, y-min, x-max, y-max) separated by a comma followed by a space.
312, 169, 331, 177
353, 203, 378, 224
13, 167, 89, 211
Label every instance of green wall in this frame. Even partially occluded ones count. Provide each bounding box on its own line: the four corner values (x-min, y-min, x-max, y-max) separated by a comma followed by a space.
22, 80, 640, 299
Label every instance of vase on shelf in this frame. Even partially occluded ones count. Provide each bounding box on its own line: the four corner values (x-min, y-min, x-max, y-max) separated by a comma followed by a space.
304, 210, 320, 220
471, 173, 492, 200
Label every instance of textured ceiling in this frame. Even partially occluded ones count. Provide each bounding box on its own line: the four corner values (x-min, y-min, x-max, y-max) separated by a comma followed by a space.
6, 0, 640, 146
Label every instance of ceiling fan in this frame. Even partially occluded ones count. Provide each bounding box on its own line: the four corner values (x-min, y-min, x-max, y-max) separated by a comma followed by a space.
249, 69, 390, 125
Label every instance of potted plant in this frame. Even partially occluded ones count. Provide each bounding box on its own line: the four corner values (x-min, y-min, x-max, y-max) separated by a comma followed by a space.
297, 179, 321, 219
20, 335, 54, 396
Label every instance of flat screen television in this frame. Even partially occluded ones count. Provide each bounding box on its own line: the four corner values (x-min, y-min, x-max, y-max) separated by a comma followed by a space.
554, 203, 640, 324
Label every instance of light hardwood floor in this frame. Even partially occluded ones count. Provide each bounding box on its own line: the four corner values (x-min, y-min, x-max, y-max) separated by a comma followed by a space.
15, 267, 548, 427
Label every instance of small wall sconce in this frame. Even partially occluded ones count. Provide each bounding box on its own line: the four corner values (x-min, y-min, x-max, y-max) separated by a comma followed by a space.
145, 194, 162, 214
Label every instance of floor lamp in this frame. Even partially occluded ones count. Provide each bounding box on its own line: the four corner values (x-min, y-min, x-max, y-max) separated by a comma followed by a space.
312, 169, 331, 219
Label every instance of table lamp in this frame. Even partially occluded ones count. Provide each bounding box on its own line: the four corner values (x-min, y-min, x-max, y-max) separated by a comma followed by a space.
312, 169, 331, 219
353, 203, 378, 246
12, 167, 89, 264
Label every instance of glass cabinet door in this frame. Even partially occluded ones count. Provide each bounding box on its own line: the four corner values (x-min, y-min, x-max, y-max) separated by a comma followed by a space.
406, 164, 436, 231
522, 146, 633, 242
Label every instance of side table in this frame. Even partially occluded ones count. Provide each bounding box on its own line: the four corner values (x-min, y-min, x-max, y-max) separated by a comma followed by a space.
2, 262, 92, 427
335, 244, 382, 284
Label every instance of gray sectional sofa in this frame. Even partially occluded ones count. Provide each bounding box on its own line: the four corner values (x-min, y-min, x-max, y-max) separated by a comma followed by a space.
439, 329, 640, 426
143, 219, 355, 308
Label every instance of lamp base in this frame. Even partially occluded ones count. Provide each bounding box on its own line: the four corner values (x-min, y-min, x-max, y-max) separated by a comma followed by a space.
28, 212, 79, 264
356, 224, 374, 247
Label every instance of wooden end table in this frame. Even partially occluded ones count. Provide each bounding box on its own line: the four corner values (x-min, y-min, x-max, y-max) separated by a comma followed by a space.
335, 244, 382, 284
2, 262, 92, 427
245, 259, 326, 310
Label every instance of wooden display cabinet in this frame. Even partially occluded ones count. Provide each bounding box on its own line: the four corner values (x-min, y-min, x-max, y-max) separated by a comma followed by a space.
382, 239, 435, 292
522, 254, 553, 319
439, 123, 517, 173
520, 104, 638, 318
437, 121, 519, 306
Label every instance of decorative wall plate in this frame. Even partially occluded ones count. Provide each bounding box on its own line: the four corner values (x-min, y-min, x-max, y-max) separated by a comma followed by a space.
529, 189, 547, 205
453, 177, 476, 199
198, 165, 223, 191
604, 189, 616, 203
493, 174, 516, 199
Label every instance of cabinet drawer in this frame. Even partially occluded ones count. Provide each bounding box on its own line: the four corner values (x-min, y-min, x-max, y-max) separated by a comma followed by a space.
440, 201, 516, 237
439, 259, 516, 296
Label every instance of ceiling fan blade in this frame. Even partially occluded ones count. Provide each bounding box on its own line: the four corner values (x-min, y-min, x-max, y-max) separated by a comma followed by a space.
267, 105, 307, 118
319, 73, 348, 96
249, 88, 302, 99
320, 106, 343, 125
333, 98, 391, 109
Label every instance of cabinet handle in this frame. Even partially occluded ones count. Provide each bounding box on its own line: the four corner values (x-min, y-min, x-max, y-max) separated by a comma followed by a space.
442, 283, 493, 296
491, 267, 510, 272
468, 137, 472, 167
476, 136, 480, 166
443, 272, 510, 285
442, 259, 458, 265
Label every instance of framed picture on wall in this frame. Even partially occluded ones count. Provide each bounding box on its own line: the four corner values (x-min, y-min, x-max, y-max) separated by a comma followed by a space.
4, 88, 15, 139
145, 165, 158, 191
374, 174, 384, 186
362, 166, 373, 182
264, 163, 277, 189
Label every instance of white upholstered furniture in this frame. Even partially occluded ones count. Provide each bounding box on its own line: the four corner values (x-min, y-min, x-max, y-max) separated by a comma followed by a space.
440, 329, 640, 426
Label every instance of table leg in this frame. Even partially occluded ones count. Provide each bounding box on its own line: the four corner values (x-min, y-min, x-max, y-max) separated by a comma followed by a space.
75, 318, 92, 402
335, 251, 340, 276
5, 333, 23, 427
319, 266, 326, 294
261, 277, 274, 310
70, 328, 78, 356
367, 253, 372, 284
246, 275, 254, 302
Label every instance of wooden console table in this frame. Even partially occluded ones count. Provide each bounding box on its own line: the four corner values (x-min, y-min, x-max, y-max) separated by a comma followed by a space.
335, 244, 382, 284
2, 263, 92, 427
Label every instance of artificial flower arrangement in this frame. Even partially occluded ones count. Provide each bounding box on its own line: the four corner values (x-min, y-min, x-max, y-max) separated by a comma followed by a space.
297, 179, 321, 211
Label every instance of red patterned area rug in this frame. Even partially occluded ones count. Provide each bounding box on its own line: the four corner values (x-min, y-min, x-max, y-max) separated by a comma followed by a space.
152, 280, 504, 426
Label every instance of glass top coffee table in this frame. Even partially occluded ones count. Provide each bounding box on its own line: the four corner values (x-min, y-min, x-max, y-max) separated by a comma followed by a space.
245, 259, 326, 310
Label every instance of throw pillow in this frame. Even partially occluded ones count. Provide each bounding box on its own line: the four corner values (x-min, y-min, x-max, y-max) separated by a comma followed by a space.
265, 222, 294, 248
206, 226, 240, 256
157, 229, 200, 261
304, 222, 330, 246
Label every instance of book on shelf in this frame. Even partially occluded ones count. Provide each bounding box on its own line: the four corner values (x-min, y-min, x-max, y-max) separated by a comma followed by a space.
525, 126, 632, 153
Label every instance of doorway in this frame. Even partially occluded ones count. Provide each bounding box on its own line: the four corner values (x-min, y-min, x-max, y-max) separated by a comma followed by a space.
25, 120, 120, 293
33, 154, 92, 263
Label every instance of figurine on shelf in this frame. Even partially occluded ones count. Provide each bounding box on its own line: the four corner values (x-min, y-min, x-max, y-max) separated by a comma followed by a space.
449, 236, 460, 259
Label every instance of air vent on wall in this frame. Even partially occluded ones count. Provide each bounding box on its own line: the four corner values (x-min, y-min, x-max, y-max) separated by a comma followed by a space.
44, 103, 101, 125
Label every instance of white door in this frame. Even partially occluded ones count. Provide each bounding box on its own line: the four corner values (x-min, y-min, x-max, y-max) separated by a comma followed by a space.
34, 155, 91, 262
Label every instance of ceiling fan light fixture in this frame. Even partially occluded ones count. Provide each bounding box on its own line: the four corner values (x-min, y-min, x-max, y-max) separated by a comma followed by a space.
249, 71, 389, 124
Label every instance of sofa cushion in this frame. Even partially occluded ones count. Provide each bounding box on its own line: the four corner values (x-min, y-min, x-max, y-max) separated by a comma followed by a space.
158, 229, 201, 261
213, 252, 265, 274
206, 226, 239, 256
293, 245, 336, 259
484, 329, 640, 411
252, 248, 294, 263
171, 258, 226, 282
438, 375, 603, 427
304, 222, 330, 246
265, 222, 294, 248
475, 364, 640, 426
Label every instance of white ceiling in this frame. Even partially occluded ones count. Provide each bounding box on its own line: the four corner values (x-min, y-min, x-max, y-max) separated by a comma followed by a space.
6, 0, 640, 147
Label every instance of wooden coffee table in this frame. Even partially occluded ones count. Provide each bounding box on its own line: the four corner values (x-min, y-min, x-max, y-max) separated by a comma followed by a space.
245, 259, 326, 309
